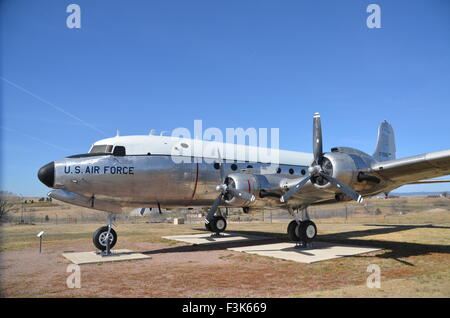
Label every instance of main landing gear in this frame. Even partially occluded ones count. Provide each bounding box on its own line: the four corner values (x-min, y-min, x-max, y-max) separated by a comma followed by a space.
287, 208, 317, 247
93, 213, 117, 255
205, 208, 227, 235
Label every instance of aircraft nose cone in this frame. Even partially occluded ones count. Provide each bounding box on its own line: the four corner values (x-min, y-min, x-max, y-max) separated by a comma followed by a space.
38, 162, 55, 188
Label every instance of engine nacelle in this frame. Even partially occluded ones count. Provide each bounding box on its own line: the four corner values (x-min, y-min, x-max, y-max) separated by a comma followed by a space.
314, 149, 378, 193
223, 173, 261, 206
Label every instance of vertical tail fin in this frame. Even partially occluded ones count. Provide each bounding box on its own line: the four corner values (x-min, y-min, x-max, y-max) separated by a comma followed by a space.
373, 120, 396, 162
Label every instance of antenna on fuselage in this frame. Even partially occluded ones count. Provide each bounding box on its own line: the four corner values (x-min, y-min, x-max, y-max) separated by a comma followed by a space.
116, 129, 120, 137
149, 129, 156, 135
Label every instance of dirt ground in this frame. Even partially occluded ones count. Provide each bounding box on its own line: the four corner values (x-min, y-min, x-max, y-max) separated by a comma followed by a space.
1, 211, 450, 298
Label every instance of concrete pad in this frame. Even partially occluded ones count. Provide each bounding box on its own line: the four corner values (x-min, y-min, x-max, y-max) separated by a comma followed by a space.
228, 242, 382, 263
62, 249, 151, 265
162, 232, 267, 245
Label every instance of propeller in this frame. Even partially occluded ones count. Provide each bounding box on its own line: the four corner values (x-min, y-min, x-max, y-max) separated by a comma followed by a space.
205, 150, 255, 224
313, 112, 323, 166
280, 112, 364, 204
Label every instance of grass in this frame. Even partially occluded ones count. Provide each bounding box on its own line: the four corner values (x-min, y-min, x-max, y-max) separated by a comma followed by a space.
299, 268, 450, 298
1, 197, 449, 297
0, 222, 204, 252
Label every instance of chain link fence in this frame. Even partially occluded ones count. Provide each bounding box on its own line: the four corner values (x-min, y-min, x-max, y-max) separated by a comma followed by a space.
2, 196, 449, 225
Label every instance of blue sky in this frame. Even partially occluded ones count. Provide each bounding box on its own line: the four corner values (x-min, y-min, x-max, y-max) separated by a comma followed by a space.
1, 0, 450, 196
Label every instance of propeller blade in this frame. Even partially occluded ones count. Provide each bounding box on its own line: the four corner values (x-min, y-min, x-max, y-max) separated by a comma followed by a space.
217, 147, 225, 181
227, 188, 256, 202
205, 194, 223, 223
313, 112, 323, 166
319, 173, 364, 203
280, 176, 311, 203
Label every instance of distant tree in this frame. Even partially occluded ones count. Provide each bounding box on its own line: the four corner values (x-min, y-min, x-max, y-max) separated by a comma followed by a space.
0, 191, 15, 197
0, 197, 17, 220
38, 197, 44, 202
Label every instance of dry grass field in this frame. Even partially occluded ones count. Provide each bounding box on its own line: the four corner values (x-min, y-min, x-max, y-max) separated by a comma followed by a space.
0, 197, 449, 298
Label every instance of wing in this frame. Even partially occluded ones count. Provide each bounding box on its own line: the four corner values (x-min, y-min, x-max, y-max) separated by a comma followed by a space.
408, 179, 450, 185
370, 149, 450, 186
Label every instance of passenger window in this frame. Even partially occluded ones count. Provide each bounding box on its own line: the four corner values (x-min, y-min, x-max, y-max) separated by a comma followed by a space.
113, 146, 126, 156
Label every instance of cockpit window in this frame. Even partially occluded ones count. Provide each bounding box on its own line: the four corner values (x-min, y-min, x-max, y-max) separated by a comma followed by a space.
90, 145, 113, 154
113, 146, 126, 156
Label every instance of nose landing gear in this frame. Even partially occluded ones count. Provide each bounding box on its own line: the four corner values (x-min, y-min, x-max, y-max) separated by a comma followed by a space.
93, 226, 117, 252
93, 213, 117, 255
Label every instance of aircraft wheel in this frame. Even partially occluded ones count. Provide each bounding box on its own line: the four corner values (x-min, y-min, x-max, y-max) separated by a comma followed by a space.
298, 220, 317, 242
287, 220, 301, 241
93, 226, 117, 251
210, 216, 227, 233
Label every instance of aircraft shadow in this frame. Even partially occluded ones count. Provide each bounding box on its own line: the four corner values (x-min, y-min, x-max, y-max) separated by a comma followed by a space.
316, 224, 450, 266
141, 237, 283, 255
139, 224, 450, 266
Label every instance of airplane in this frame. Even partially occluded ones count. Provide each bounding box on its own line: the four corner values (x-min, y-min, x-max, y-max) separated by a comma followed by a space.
37, 113, 450, 252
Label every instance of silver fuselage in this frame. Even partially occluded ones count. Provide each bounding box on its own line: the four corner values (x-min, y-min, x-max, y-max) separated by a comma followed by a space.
52, 154, 310, 212
49, 151, 389, 214
40, 121, 450, 215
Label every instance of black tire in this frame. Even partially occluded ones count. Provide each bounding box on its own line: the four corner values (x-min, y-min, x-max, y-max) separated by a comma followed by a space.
210, 216, 227, 233
93, 226, 117, 251
298, 220, 317, 242
287, 220, 301, 241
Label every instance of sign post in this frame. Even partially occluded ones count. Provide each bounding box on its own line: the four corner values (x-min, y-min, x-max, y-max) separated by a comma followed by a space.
37, 231, 44, 253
